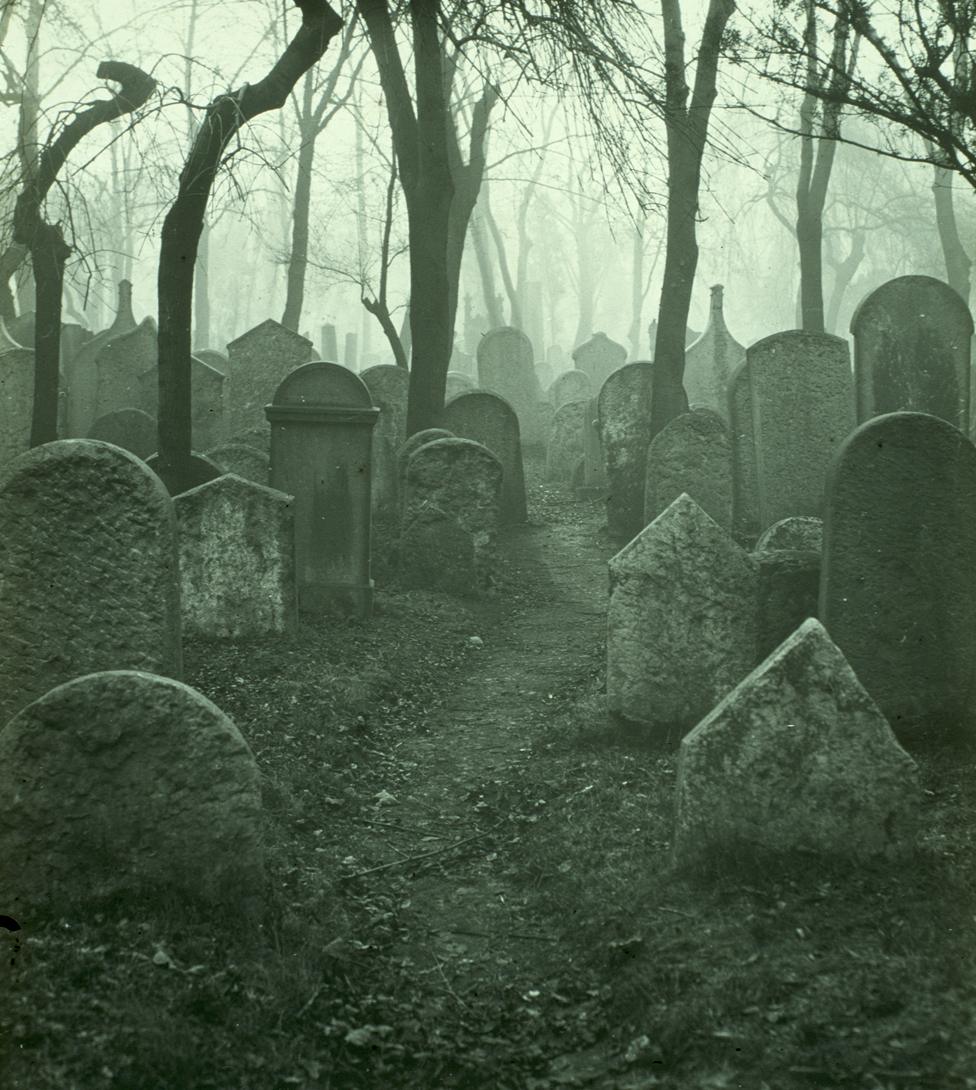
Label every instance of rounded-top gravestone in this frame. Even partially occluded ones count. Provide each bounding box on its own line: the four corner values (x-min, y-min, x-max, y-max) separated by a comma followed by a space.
87, 407, 157, 459
476, 327, 544, 445
545, 399, 588, 484
206, 441, 270, 485
756, 516, 823, 554
446, 371, 475, 400
145, 450, 223, 495
644, 408, 732, 530
548, 369, 593, 411
572, 332, 627, 390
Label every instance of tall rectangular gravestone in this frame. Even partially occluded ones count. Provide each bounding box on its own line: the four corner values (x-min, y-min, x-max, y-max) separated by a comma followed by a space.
477, 327, 545, 446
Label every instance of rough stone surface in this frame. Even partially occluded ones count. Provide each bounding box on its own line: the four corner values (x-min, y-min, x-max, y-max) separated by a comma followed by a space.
548, 369, 593, 411
607, 493, 758, 732
682, 285, 746, 418
747, 331, 855, 529
140, 355, 226, 451
572, 332, 627, 390
0, 670, 263, 913
0, 347, 35, 467
755, 548, 821, 660
851, 275, 973, 432
0, 440, 181, 725
673, 619, 920, 868
360, 365, 410, 517
446, 371, 475, 400
546, 399, 588, 484
227, 320, 314, 438
820, 411, 976, 742
729, 361, 760, 542
175, 474, 296, 638
87, 408, 157, 459
441, 391, 527, 524
401, 437, 502, 590
94, 318, 157, 422
399, 506, 478, 596
476, 327, 544, 445
756, 516, 823, 553
644, 409, 732, 529
396, 428, 453, 518
205, 442, 270, 485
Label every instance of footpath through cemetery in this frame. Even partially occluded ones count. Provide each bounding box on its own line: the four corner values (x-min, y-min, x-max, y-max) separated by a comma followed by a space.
2, 3, 976, 1088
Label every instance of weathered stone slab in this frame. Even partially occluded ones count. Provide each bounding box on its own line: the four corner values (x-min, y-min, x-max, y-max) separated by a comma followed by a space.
446, 370, 475, 400
227, 320, 314, 439
476, 327, 544, 445
175, 474, 296, 638
205, 442, 269, 485
396, 428, 453, 518
728, 360, 759, 542
572, 332, 627, 390
0, 670, 263, 913
756, 516, 823, 553
754, 548, 821, 660
93, 318, 157, 422
820, 411, 976, 742
851, 275, 973, 432
87, 407, 157, 459
577, 395, 607, 498
644, 408, 732, 530
0, 440, 181, 725
673, 619, 920, 868
441, 391, 527, 524
548, 369, 592, 411
360, 364, 410, 518
545, 399, 588, 484
0, 347, 35, 467
140, 355, 226, 451
607, 493, 757, 732
682, 285, 745, 418
399, 507, 478, 596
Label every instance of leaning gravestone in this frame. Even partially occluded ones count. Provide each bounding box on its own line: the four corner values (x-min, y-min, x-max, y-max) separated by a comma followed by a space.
87, 407, 157, 459
175, 474, 296, 639
572, 332, 627, 391
851, 275, 973, 433
205, 442, 269, 485
682, 285, 746, 418
93, 317, 158, 422
266, 362, 378, 616
0, 670, 263, 913
644, 409, 732, 530
545, 399, 588, 484
476, 327, 545, 446
227, 320, 314, 439
0, 440, 182, 725
140, 355, 226, 451
548, 369, 593, 411
441, 390, 527, 524
607, 493, 757, 734
360, 364, 410, 518
0, 347, 35, 467
820, 411, 976, 742
673, 619, 919, 869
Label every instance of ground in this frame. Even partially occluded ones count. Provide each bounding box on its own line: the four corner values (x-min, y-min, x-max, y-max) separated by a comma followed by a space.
2, 461, 975, 1090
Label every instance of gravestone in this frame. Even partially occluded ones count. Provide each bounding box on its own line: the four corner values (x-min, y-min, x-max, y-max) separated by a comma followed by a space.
145, 451, 222, 494
446, 370, 475, 400
682, 285, 746, 418
607, 493, 757, 734
644, 409, 732, 530
728, 361, 760, 542
401, 437, 503, 592
0, 440, 181, 725
87, 407, 157, 459
139, 355, 226, 451
577, 395, 608, 499
0, 347, 35, 467
545, 399, 588, 484
572, 332, 627, 390
396, 427, 453, 517
360, 364, 410, 517
205, 441, 269, 485
227, 320, 314, 439
756, 516, 823, 553
175, 474, 296, 639
193, 348, 229, 377
320, 323, 338, 361
450, 347, 476, 378
548, 369, 593, 411
851, 275, 973, 432
266, 362, 378, 616
441, 390, 527, 524
754, 547, 821, 660
546, 344, 567, 375
476, 327, 544, 445
745, 331, 855, 530
820, 411, 976, 742
0, 671, 263, 913
673, 619, 919, 869
344, 331, 358, 370
93, 317, 158, 422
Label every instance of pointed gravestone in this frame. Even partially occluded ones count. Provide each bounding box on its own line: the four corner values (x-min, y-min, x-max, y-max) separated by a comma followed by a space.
545, 399, 588, 484
175, 474, 296, 639
0, 440, 181, 725
644, 408, 732, 530
360, 364, 410, 519
0, 347, 35, 467
0, 670, 263, 914
682, 285, 746, 418
227, 320, 314, 440
548, 369, 593, 411
572, 332, 627, 391
140, 355, 226, 451
93, 317, 158, 423
266, 362, 378, 616
441, 390, 527, 524
87, 407, 157, 459
205, 441, 270, 485
476, 327, 544, 446
821, 411, 976, 742
851, 275, 973, 433
607, 494, 758, 733
673, 619, 920, 869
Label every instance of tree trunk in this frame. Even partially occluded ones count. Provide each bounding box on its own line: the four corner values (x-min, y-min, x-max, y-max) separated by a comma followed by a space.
29, 224, 69, 445
933, 163, 972, 305
796, 204, 826, 332
470, 203, 504, 327
824, 227, 865, 334
281, 119, 315, 330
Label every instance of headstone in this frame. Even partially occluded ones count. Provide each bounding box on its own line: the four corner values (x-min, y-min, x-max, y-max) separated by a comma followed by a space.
0, 670, 263, 913
673, 619, 920, 868
320, 322, 338, 361
401, 437, 503, 591
60, 322, 92, 374
360, 364, 410, 518
205, 441, 270, 485
754, 547, 821, 660
644, 408, 732, 530
756, 516, 823, 553
227, 320, 314, 439
607, 494, 757, 733
546, 344, 567, 374
682, 285, 746, 418
728, 361, 760, 542
0, 440, 181, 725
87, 407, 157, 459
399, 508, 478, 595
450, 347, 477, 378
476, 327, 544, 445
545, 399, 588, 484
93, 317, 157, 422
193, 348, 229, 377
577, 395, 608, 499
441, 390, 527, 524
175, 474, 296, 639
139, 356, 226, 451
548, 369, 593, 411
396, 427, 453, 517
344, 331, 359, 371
144, 451, 222, 494
0, 347, 35, 467
820, 411, 976, 742
266, 362, 378, 616
851, 275, 973, 432
446, 370, 475, 400
572, 332, 627, 390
